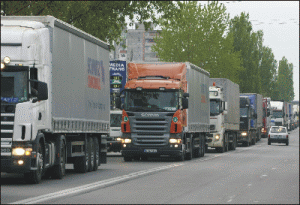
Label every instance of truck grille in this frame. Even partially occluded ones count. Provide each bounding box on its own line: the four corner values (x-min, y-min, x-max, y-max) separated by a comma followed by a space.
1, 113, 15, 138
129, 114, 173, 146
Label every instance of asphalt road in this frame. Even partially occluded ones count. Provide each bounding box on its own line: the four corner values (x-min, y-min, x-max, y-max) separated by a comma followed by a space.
1, 127, 299, 204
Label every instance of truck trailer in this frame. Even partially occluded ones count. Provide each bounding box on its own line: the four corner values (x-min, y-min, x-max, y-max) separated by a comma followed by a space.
262, 97, 272, 138
238, 93, 263, 145
116, 62, 210, 161
1, 16, 110, 184
208, 78, 240, 153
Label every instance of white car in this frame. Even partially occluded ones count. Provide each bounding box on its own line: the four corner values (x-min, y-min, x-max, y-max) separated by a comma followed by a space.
268, 126, 289, 146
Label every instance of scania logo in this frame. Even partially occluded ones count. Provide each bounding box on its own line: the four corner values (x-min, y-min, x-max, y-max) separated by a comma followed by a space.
141, 113, 159, 117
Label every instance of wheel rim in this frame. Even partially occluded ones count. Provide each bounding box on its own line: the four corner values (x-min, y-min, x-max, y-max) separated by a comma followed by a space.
37, 146, 43, 177
60, 146, 65, 175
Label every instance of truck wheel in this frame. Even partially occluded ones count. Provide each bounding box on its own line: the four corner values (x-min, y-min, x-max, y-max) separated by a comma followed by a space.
74, 139, 89, 173
124, 156, 132, 162
230, 136, 236, 151
243, 141, 249, 147
25, 142, 44, 184
286, 140, 289, 146
52, 139, 66, 179
92, 137, 100, 171
200, 136, 205, 157
252, 137, 256, 145
176, 152, 185, 161
88, 137, 94, 172
268, 140, 271, 145
216, 138, 225, 153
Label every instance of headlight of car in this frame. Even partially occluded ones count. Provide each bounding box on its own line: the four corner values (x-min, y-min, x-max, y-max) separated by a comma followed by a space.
169, 138, 181, 144
215, 134, 220, 141
241, 132, 247, 136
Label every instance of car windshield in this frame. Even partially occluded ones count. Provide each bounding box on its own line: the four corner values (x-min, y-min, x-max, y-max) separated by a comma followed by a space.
124, 90, 179, 112
270, 127, 287, 133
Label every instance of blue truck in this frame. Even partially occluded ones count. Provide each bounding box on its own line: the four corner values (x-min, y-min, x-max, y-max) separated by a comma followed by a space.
238, 93, 263, 146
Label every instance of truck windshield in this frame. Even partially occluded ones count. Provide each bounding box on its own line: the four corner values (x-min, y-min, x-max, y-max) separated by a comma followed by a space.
110, 113, 122, 127
210, 100, 221, 116
240, 108, 248, 117
1, 71, 29, 103
272, 111, 283, 118
124, 90, 179, 112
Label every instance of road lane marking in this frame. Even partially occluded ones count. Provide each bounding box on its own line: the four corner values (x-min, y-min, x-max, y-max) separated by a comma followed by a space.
10, 163, 183, 204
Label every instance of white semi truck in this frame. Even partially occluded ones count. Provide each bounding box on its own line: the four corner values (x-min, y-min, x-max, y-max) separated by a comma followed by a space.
1, 16, 110, 184
208, 78, 240, 152
270, 101, 288, 129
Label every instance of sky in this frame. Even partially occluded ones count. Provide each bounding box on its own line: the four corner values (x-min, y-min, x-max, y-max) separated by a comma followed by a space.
219, 1, 299, 101
127, 1, 299, 101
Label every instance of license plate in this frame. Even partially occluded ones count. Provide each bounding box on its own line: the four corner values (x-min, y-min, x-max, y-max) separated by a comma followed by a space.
144, 149, 157, 153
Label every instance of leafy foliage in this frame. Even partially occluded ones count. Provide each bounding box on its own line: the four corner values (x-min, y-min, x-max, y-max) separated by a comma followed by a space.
152, 1, 243, 84
1, 1, 177, 50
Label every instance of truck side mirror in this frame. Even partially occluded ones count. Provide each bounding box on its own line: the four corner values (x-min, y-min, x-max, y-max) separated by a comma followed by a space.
182, 98, 188, 109
183, 93, 189, 98
30, 80, 48, 102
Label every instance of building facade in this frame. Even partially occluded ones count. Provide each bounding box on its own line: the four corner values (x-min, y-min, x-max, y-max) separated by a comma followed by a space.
110, 23, 160, 62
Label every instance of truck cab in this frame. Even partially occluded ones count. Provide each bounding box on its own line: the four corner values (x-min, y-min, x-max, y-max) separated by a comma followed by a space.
238, 96, 253, 146
208, 82, 228, 152
108, 110, 122, 152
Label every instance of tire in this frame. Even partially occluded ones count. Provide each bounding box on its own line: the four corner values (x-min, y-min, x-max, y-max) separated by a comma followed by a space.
124, 156, 132, 162
286, 140, 289, 146
252, 137, 256, 145
52, 139, 66, 179
74, 138, 89, 173
88, 136, 94, 172
92, 137, 100, 171
200, 136, 205, 157
25, 142, 44, 184
224, 134, 229, 152
216, 138, 225, 153
268, 140, 271, 145
176, 152, 185, 161
229, 136, 236, 151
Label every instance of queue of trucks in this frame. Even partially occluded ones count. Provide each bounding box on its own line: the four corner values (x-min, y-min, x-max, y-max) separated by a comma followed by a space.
1, 16, 298, 184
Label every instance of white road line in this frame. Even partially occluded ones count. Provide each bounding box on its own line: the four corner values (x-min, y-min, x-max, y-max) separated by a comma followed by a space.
10, 163, 183, 204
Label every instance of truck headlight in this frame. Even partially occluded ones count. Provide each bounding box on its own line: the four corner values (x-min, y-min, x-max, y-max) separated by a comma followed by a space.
241, 132, 247, 136
3, 56, 11, 64
116, 138, 122, 141
169, 138, 181, 144
1, 62, 5, 70
12, 148, 32, 156
215, 134, 220, 141
122, 138, 131, 143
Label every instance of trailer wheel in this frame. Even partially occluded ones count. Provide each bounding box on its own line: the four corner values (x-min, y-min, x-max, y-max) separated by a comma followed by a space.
88, 136, 94, 172
74, 138, 89, 173
52, 138, 66, 179
25, 142, 44, 184
92, 137, 100, 171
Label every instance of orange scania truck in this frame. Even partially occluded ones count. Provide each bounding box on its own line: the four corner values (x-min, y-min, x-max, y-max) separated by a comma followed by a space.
116, 62, 211, 161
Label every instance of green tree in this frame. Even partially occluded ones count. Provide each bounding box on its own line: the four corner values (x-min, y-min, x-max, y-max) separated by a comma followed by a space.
1, 1, 177, 50
259, 46, 277, 97
152, 1, 243, 84
276, 57, 294, 101
229, 12, 264, 93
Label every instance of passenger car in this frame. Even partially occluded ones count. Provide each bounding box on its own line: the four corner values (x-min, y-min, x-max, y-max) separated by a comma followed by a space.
268, 126, 289, 146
